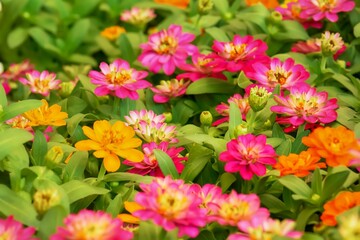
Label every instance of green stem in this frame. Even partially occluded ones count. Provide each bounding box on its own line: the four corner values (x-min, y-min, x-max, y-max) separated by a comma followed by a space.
320, 56, 327, 72
113, 96, 122, 116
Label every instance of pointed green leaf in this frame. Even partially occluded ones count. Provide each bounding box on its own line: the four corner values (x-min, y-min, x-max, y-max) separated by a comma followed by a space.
181, 145, 213, 181
0, 128, 33, 160
64, 18, 90, 54
153, 149, 179, 178
278, 175, 313, 199
0, 99, 42, 121
61, 180, 109, 203
102, 172, 154, 184
32, 130, 48, 166
63, 151, 88, 182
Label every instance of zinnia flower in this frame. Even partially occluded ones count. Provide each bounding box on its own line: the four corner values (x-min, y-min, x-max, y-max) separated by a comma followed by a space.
154, 0, 190, 9
151, 78, 191, 103
210, 35, 269, 72
321, 191, 360, 226
120, 7, 156, 26
0, 216, 37, 240
19, 70, 61, 97
50, 210, 133, 240
134, 176, 207, 238
213, 93, 250, 126
123, 141, 187, 177
210, 191, 269, 228
75, 120, 144, 172
273, 150, 326, 177
318, 31, 345, 55
22, 99, 68, 127
246, 58, 310, 92
100, 26, 126, 41
176, 53, 227, 81
271, 84, 338, 127
195, 184, 223, 218
302, 126, 357, 166
88, 58, 151, 100
138, 24, 198, 75
0, 59, 34, 81
219, 134, 277, 180
246, 0, 279, 9
299, 0, 355, 22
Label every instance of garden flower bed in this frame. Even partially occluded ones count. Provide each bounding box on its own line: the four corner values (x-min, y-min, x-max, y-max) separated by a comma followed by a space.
0, 0, 360, 239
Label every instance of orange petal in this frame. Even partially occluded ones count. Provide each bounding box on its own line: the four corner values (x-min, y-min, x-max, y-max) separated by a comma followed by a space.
82, 126, 97, 140
103, 154, 120, 172
93, 150, 109, 158
124, 201, 144, 213
114, 149, 144, 162
117, 214, 140, 224
115, 138, 142, 149
93, 120, 111, 138
75, 140, 101, 151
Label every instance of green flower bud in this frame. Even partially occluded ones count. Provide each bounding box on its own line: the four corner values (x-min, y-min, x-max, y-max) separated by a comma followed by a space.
234, 122, 248, 137
198, 0, 213, 14
249, 86, 272, 112
59, 81, 76, 97
45, 146, 64, 166
33, 189, 60, 215
200, 111, 213, 126
163, 112, 173, 123
319, 31, 344, 56
270, 11, 283, 23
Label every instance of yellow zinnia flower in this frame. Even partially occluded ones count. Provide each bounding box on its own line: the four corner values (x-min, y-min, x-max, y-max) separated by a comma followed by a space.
100, 26, 126, 41
23, 99, 68, 127
75, 120, 144, 172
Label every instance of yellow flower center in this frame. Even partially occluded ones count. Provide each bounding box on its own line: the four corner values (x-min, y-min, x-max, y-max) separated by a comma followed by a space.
156, 36, 178, 54
157, 192, 188, 219
220, 201, 250, 222
316, 0, 335, 11
293, 95, 319, 116
267, 67, 292, 86
226, 43, 247, 60
105, 69, 134, 85
198, 57, 212, 67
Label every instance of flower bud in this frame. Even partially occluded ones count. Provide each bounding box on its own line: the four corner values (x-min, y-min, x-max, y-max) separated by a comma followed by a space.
200, 111, 213, 126
163, 112, 173, 123
33, 189, 60, 215
45, 146, 64, 166
234, 122, 248, 137
59, 81, 76, 97
249, 86, 271, 112
198, 0, 214, 14
270, 11, 282, 23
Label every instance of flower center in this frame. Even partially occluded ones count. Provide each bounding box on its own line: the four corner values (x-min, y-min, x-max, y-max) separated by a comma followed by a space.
157, 192, 188, 219
226, 43, 247, 60
198, 57, 212, 67
105, 69, 133, 85
220, 201, 250, 221
156, 36, 178, 54
267, 67, 292, 86
34, 78, 50, 92
293, 95, 319, 116
316, 0, 335, 11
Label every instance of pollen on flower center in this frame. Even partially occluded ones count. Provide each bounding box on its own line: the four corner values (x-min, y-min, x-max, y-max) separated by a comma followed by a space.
267, 68, 292, 85
105, 69, 133, 85
156, 36, 178, 54
157, 192, 188, 218
227, 43, 247, 60
221, 201, 250, 220
317, 0, 334, 11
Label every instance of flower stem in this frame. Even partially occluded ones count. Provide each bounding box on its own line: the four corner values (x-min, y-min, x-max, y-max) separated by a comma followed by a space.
98, 162, 106, 181
320, 56, 327, 72
113, 97, 122, 116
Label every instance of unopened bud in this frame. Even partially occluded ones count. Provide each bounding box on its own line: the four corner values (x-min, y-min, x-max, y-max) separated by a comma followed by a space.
59, 81, 76, 97
163, 112, 173, 123
270, 11, 282, 23
33, 189, 60, 215
200, 111, 213, 126
198, 0, 214, 14
249, 86, 271, 112
234, 122, 248, 137
45, 146, 64, 166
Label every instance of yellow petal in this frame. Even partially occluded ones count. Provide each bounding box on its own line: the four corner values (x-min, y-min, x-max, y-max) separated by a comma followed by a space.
114, 149, 144, 162
103, 154, 120, 172
112, 121, 126, 131
117, 214, 140, 224
82, 126, 97, 141
93, 150, 109, 158
124, 201, 144, 213
75, 140, 101, 151
114, 138, 142, 149
93, 120, 111, 137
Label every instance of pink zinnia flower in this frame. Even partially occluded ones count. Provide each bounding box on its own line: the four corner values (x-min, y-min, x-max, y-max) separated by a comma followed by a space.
120, 7, 156, 25
219, 134, 277, 180
0, 59, 34, 81
271, 84, 338, 127
246, 58, 310, 92
88, 58, 151, 100
138, 24, 198, 75
151, 78, 190, 103
210, 191, 269, 228
123, 141, 187, 177
349, 140, 360, 172
213, 93, 250, 126
299, 0, 355, 22
210, 35, 269, 72
0, 216, 37, 240
134, 176, 207, 238
50, 210, 133, 240
176, 53, 226, 81
194, 184, 223, 219
19, 70, 61, 97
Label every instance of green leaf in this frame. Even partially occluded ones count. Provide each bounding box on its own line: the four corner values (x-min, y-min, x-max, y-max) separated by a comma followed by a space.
194, 230, 217, 240
117, 34, 136, 63
198, 16, 221, 28
37, 206, 67, 239
31, 130, 48, 166
336, 106, 356, 129
205, 28, 230, 42
103, 172, 154, 184
106, 193, 123, 218
0, 185, 39, 227
212, 0, 229, 14
78, 74, 96, 92
0, 128, 33, 160
181, 145, 213, 182
0, 99, 42, 122
28, 27, 61, 55
266, 137, 284, 148
171, 100, 194, 125
3, 145, 29, 172
354, 22, 360, 38
273, 20, 309, 41
296, 207, 320, 231
260, 193, 288, 213
7, 27, 28, 49
183, 134, 227, 154
272, 123, 286, 139
67, 113, 86, 136
321, 170, 349, 203
276, 139, 292, 156
292, 129, 310, 154
61, 180, 109, 203
278, 175, 313, 199
236, 4, 269, 32
68, 53, 97, 66
228, 101, 243, 138
220, 172, 236, 192
186, 78, 235, 95
64, 18, 90, 54
311, 168, 322, 195
63, 151, 88, 182
0, 85, 7, 107
72, 0, 100, 16
153, 149, 179, 178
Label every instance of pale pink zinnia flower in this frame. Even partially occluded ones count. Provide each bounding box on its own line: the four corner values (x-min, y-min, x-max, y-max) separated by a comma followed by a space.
246, 58, 310, 92
271, 84, 338, 127
210, 191, 269, 228
138, 24, 198, 75
50, 210, 133, 240
151, 78, 190, 103
134, 176, 207, 238
177, 53, 227, 81
123, 141, 187, 177
299, 0, 355, 22
0, 59, 34, 81
210, 35, 269, 72
19, 70, 61, 96
0, 216, 37, 240
88, 58, 151, 100
120, 7, 156, 26
219, 134, 277, 180
213, 93, 250, 126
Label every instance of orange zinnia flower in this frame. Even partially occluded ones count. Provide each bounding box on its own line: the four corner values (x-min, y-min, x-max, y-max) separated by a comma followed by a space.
154, 0, 190, 9
302, 126, 357, 167
22, 99, 68, 127
75, 120, 144, 172
118, 201, 144, 225
246, 0, 279, 9
273, 150, 326, 177
100, 26, 126, 41
321, 191, 360, 226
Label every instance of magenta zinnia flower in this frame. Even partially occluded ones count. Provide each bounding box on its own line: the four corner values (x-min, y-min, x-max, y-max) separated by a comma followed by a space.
134, 176, 207, 238
219, 134, 276, 180
271, 84, 338, 127
151, 79, 191, 103
299, 0, 355, 22
123, 141, 187, 177
246, 58, 310, 92
50, 210, 133, 240
210, 191, 269, 229
19, 70, 61, 96
88, 58, 151, 100
120, 7, 156, 25
0, 216, 37, 240
176, 53, 226, 81
210, 35, 269, 72
138, 24, 198, 75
